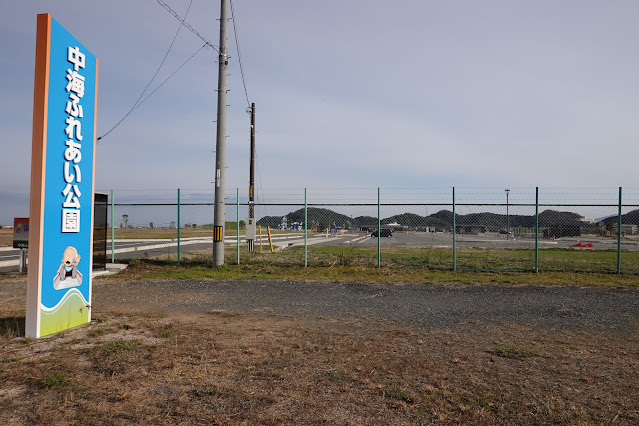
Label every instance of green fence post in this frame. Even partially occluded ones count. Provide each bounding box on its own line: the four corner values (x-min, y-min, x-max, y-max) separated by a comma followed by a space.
304, 188, 308, 268
535, 187, 539, 273
237, 188, 240, 265
377, 187, 381, 268
452, 187, 457, 272
177, 188, 181, 264
617, 186, 622, 274
110, 189, 114, 264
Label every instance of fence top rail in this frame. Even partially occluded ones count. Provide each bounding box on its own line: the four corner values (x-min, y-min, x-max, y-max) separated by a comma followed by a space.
112, 203, 214, 206
112, 202, 639, 208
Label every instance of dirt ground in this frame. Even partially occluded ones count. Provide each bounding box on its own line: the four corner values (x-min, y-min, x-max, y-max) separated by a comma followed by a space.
1, 275, 638, 424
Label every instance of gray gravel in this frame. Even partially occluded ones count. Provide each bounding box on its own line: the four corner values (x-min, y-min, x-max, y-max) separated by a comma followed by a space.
95, 280, 639, 334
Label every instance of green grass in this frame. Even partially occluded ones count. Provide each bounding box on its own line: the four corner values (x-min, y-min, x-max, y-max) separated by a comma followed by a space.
494, 346, 536, 359
107, 246, 639, 287
104, 260, 639, 289
96, 226, 639, 276
40, 372, 71, 388
95, 338, 138, 357
253, 246, 639, 275
381, 384, 415, 403
324, 370, 353, 382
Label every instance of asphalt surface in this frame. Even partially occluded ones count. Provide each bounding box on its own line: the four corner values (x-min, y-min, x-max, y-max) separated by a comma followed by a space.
94, 280, 639, 334
3, 231, 638, 273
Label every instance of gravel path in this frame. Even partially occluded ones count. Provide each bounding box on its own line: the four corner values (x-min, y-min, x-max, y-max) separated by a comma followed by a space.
95, 280, 639, 333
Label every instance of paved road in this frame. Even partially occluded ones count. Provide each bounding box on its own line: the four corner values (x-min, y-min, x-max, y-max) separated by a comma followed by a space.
351, 231, 639, 250
0, 233, 345, 272
3, 231, 638, 273
94, 279, 639, 334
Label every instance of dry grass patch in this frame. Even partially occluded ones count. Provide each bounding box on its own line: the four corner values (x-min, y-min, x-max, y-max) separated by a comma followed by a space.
0, 228, 13, 247
1, 311, 638, 424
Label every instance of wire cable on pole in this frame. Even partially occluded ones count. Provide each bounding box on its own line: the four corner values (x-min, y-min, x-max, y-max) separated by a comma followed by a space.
156, 0, 218, 52
130, 44, 208, 114
229, 0, 251, 108
228, 0, 258, 216
255, 153, 267, 218
98, 0, 195, 141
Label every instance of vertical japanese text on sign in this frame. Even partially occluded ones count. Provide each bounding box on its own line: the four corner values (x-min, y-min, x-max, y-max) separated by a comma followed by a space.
62, 46, 86, 233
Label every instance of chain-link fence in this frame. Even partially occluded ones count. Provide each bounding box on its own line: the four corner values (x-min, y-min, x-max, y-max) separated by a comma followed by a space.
101, 187, 639, 274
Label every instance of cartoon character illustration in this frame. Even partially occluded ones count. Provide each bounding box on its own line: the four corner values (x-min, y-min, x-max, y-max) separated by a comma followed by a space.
53, 246, 83, 290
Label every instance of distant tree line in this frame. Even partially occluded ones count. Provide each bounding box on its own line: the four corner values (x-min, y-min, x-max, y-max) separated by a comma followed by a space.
256, 207, 639, 234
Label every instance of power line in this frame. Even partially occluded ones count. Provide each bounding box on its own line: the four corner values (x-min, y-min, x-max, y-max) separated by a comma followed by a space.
98, 44, 208, 142
129, 44, 208, 115
99, 0, 195, 141
255, 148, 267, 218
229, 0, 250, 108
226, 0, 258, 217
156, 0, 218, 52
138, 0, 193, 108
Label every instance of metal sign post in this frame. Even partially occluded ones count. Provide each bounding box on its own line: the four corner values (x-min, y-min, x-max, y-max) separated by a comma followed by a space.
19, 250, 27, 273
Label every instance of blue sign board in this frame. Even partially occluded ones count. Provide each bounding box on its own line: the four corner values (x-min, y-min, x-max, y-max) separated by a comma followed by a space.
26, 14, 99, 338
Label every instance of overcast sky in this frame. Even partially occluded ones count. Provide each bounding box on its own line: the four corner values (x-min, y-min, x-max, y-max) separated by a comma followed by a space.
2, 0, 639, 224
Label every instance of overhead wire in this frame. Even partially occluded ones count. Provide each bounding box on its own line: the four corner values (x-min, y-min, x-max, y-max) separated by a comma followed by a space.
156, 0, 218, 52
255, 152, 267, 218
98, 45, 207, 142
129, 44, 208, 114
228, 0, 261, 213
98, 0, 200, 141
98, 0, 260, 211
229, 0, 251, 108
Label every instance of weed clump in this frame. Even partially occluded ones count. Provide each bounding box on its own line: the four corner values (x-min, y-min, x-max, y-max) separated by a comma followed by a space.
96, 338, 138, 357
494, 346, 535, 359
40, 372, 71, 389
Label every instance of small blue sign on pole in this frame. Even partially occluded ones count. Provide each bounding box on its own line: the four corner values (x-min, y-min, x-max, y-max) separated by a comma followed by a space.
26, 14, 99, 338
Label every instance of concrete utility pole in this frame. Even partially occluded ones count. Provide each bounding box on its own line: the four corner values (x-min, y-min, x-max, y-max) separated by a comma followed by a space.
213, 0, 229, 267
247, 102, 256, 251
